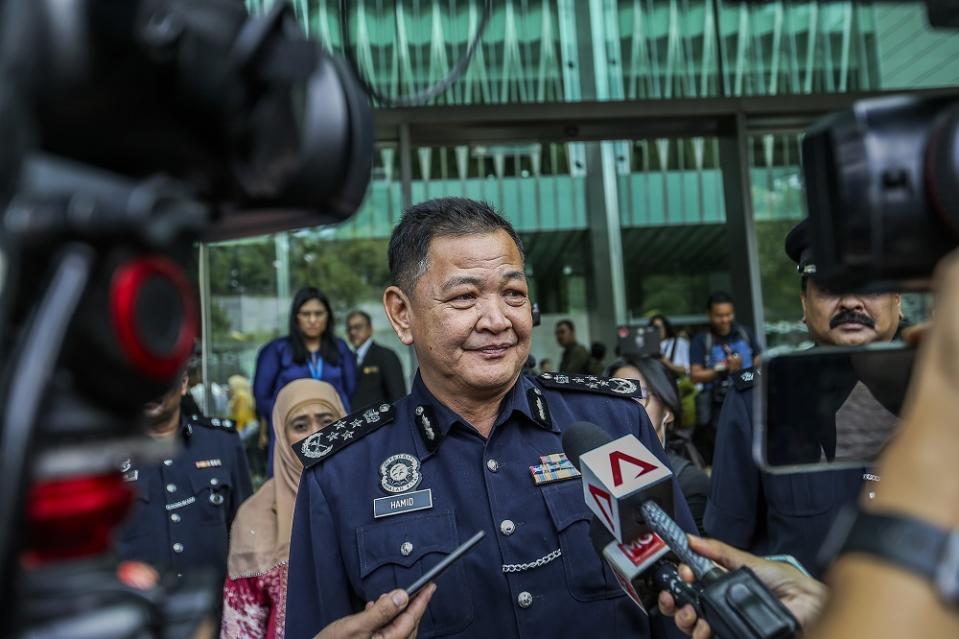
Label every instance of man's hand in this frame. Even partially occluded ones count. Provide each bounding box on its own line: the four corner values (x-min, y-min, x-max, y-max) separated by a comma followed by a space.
657, 536, 827, 639
316, 584, 436, 639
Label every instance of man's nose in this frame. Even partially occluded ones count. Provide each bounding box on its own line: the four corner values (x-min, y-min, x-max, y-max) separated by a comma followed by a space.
838, 294, 866, 311
477, 298, 511, 332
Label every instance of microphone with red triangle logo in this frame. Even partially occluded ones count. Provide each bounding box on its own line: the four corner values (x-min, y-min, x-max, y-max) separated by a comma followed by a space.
561, 420, 675, 544
564, 421, 801, 639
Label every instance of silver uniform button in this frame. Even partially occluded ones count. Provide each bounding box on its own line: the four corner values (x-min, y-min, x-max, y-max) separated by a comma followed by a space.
166, 483, 176, 493
487, 459, 499, 472
500, 520, 516, 536
209, 478, 219, 486
170, 513, 181, 523
163, 459, 173, 466
172, 543, 184, 553
517, 591, 533, 609
400, 542, 414, 557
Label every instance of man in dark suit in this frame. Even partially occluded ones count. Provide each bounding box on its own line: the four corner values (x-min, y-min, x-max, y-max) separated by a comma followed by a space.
346, 310, 407, 409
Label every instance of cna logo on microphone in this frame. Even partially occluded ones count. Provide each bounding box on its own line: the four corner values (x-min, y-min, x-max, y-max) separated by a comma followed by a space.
579, 435, 674, 542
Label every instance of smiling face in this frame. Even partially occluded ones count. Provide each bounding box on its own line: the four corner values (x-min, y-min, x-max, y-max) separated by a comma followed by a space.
384, 230, 532, 401
801, 280, 901, 346
708, 302, 735, 337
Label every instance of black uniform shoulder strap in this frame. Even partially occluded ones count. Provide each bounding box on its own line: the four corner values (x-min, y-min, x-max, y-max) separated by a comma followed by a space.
292, 403, 395, 469
536, 373, 644, 399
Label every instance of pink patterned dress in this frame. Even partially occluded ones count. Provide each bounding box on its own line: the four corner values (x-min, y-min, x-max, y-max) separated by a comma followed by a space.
221, 561, 288, 639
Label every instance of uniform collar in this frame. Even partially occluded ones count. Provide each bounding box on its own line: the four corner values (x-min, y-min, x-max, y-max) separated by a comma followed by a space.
409, 372, 557, 460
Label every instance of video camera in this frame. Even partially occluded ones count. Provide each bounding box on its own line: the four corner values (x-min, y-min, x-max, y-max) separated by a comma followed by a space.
803, 94, 959, 293
0, 0, 372, 636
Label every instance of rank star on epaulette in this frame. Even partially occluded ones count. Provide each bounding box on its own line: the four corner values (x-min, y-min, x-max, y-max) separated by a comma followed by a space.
292, 403, 395, 469
537, 373, 642, 399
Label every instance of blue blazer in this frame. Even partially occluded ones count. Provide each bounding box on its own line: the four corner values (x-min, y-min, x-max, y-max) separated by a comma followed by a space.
253, 336, 356, 472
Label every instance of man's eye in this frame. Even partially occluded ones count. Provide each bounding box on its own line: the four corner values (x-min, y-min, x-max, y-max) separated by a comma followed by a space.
451, 293, 475, 303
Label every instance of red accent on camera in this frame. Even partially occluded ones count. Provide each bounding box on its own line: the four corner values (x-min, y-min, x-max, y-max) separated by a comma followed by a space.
110, 256, 197, 380
22, 474, 135, 566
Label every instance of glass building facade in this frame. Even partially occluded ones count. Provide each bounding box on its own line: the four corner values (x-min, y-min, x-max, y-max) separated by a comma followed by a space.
196, 0, 954, 412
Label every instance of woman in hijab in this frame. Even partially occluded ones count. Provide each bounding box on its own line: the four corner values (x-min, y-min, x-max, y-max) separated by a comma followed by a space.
221, 379, 346, 639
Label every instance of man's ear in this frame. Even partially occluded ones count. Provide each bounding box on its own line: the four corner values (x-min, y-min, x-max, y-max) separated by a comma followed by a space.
180, 372, 189, 397
383, 286, 415, 346
799, 291, 808, 324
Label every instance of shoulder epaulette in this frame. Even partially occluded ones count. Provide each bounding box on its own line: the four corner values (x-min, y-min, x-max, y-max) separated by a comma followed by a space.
536, 373, 643, 399
187, 414, 236, 431
733, 368, 759, 391
293, 403, 395, 469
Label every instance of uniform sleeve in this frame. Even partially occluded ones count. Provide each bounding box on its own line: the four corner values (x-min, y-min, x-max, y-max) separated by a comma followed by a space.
632, 404, 697, 535
229, 433, 254, 525
337, 339, 357, 410
689, 334, 706, 368
703, 390, 761, 548
285, 469, 355, 639
253, 341, 281, 422
381, 347, 407, 403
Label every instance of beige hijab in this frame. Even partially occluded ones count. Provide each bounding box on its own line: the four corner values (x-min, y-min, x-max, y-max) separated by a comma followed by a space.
226, 379, 346, 578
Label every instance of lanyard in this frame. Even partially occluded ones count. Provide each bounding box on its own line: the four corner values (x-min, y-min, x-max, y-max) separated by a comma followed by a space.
307, 352, 324, 380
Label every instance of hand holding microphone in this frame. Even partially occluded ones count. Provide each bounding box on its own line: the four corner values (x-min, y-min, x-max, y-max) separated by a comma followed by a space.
563, 421, 800, 639
658, 536, 828, 639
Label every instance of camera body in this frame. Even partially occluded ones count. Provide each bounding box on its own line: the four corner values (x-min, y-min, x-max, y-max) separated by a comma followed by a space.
0, 1, 373, 635
802, 94, 959, 292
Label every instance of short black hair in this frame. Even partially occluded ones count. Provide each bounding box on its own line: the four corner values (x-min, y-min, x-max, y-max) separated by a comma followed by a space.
388, 197, 524, 295
556, 319, 575, 332
706, 291, 735, 311
648, 313, 676, 339
347, 309, 372, 326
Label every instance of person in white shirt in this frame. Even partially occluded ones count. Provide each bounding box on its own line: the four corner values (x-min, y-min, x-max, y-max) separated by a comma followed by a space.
650, 313, 690, 377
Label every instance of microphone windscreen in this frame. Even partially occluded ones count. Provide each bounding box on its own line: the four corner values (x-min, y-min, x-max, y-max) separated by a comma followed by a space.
562, 421, 613, 470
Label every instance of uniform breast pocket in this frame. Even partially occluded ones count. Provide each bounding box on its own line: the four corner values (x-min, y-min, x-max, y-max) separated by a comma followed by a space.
188, 472, 232, 526
542, 481, 623, 603
356, 509, 473, 637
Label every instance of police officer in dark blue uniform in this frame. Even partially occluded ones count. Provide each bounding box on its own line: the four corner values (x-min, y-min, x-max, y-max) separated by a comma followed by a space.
704, 219, 902, 575
285, 198, 696, 639
115, 371, 253, 576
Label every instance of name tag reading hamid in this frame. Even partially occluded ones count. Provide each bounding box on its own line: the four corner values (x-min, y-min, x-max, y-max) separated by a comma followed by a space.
373, 488, 433, 519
